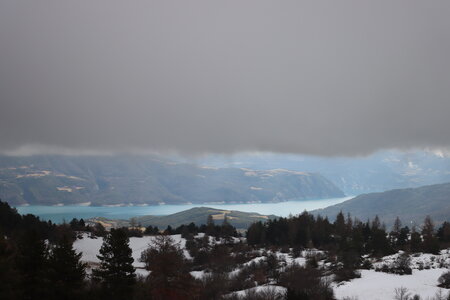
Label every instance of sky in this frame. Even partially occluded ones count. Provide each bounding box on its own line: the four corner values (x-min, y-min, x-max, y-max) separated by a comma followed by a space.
1, 1, 450, 156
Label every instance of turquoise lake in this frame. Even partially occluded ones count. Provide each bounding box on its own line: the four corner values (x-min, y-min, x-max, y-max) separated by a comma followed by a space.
15, 196, 352, 223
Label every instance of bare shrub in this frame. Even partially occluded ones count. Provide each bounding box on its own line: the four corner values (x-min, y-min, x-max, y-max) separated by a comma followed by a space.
438, 271, 450, 288
394, 287, 410, 300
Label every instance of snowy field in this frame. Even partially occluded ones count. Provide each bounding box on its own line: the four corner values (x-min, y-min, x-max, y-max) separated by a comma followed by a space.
73, 233, 189, 275
73, 234, 450, 299
334, 269, 448, 300
334, 250, 450, 300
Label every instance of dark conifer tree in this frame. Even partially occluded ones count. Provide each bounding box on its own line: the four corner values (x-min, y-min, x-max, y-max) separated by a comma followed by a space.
0, 234, 20, 300
334, 211, 346, 240
206, 214, 215, 236
390, 216, 402, 248
0, 200, 22, 234
221, 214, 236, 239
93, 228, 136, 300
48, 234, 87, 300
421, 216, 440, 254
437, 222, 450, 244
15, 229, 51, 300
93, 222, 107, 237
397, 226, 410, 249
165, 225, 174, 235
410, 225, 422, 253
144, 225, 159, 235
371, 215, 381, 231
247, 221, 265, 245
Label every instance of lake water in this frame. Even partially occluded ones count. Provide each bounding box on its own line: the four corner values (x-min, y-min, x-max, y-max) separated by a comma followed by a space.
15, 196, 352, 223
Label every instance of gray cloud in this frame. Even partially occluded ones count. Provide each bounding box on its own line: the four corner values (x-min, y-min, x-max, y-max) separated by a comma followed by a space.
1, 1, 450, 156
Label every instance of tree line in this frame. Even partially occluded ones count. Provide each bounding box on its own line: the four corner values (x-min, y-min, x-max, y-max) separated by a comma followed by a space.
2, 198, 450, 300
247, 210, 450, 255
0, 200, 244, 300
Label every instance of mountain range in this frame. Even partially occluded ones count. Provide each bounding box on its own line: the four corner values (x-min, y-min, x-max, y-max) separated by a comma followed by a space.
0, 155, 344, 206
195, 150, 450, 195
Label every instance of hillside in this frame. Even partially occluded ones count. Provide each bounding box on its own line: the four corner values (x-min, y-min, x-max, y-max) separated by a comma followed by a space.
88, 207, 278, 229
0, 155, 344, 206
196, 150, 450, 195
134, 207, 278, 229
312, 182, 450, 226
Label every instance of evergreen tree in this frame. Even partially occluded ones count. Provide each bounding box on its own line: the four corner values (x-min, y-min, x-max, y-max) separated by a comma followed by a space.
334, 211, 346, 239
410, 225, 422, 253
437, 222, 450, 244
165, 225, 174, 235
390, 216, 402, 248
247, 221, 265, 245
393, 217, 402, 233
397, 226, 410, 248
48, 234, 87, 300
221, 214, 236, 239
140, 234, 199, 299
0, 200, 22, 234
421, 216, 440, 254
371, 215, 381, 231
206, 214, 215, 236
93, 222, 107, 237
16, 229, 51, 300
369, 217, 392, 256
0, 235, 20, 300
93, 228, 136, 300
145, 225, 159, 235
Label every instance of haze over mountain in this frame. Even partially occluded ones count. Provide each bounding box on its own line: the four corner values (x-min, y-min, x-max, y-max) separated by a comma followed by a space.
1, 1, 450, 225
312, 182, 450, 227
195, 150, 450, 195
2, 1, 450, 157
0, 155, 343, 206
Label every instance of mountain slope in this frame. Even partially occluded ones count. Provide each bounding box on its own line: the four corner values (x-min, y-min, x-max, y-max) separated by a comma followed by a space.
0, 155, 344, 206
86, 207, 277, 229
134, 207, 278, 229
312, 182, 450, 226
195, 150, 450, 195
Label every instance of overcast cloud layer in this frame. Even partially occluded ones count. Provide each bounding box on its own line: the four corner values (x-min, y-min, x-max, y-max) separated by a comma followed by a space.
1, 1, 450, 156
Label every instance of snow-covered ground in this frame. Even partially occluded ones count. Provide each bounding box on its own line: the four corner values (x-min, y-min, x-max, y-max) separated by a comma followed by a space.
372, 250, 450, 270
73, 233, 239, 277
334, 250, 450, 300
73, 233, 450, 299
73, 233, 188, 275
334, 269, 448, 300
225, 285, 287, 298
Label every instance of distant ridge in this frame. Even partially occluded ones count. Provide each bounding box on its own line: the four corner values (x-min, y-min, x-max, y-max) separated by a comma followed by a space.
88, 207, 278, 229
0, 155, 344, 206
312, 182, 450, 226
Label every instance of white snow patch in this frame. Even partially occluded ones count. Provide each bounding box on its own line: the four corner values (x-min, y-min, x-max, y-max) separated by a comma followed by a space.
225, 285, 286, 298
190, 270, 206, 279
334, 269, 448, 300
250, 186, 263, 190
73, 233, 188, 270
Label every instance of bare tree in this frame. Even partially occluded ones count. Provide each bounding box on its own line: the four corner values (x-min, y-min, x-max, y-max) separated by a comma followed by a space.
394, 287, 410, 300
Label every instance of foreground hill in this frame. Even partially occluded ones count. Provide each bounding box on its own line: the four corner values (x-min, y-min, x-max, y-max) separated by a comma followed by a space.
0, 155, 344, 206
312, 182, 450, 226
135, 207, 278, 229
88, 207, 278, 229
